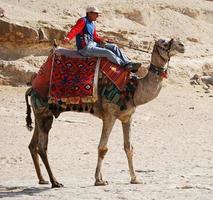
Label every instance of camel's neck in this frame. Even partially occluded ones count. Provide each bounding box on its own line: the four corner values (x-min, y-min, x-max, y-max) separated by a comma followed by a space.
133, 69, 163, 106
133, 47, 168, 106
151, 46, 168, 67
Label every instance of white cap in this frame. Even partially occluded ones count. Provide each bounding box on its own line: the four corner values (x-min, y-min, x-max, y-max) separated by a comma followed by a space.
86, 6, 101, 13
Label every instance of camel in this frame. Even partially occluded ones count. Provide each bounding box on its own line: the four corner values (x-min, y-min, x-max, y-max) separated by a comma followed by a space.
25, 38, 185, 188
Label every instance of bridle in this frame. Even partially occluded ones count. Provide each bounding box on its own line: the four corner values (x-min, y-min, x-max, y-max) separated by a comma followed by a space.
149, 39, 173, 79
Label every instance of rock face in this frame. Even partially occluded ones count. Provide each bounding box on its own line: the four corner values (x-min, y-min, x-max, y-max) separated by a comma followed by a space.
0, 19, 66, 60
0, 19, 38, 44
0, 19, 67, 85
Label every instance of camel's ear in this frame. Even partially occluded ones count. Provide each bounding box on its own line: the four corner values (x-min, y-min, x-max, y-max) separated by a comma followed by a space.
156, 39, 166, 45
154, 37, 160, 44
165, 38, 173, 51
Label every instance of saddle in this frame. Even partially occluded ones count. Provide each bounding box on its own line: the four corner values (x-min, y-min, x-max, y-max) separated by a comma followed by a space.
32, 47, 132, 110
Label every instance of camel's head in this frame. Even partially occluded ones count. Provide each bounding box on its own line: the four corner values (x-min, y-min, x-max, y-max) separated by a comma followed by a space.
154, 39, 185, 59
149, 39, 185, 78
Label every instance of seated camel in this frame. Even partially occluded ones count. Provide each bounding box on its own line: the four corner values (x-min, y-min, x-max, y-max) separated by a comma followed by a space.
25, 38, 185, 188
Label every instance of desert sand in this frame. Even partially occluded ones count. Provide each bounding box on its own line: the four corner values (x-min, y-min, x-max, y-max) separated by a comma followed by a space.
0, 0, 213, 199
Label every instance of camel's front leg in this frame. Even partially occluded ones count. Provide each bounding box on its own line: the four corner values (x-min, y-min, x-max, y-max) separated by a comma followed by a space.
122, 119, 141, 184
95, 115, 116, 186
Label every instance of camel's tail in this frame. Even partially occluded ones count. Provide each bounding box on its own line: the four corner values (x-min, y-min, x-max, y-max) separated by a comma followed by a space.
25, 87, 33, 131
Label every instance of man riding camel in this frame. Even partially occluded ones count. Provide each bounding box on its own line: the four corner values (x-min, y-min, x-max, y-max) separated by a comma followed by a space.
62, 6, 141, 72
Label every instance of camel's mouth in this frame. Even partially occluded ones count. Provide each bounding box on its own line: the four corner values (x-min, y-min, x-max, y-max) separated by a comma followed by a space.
176, 42, 185, 54
179, 47, 185, 53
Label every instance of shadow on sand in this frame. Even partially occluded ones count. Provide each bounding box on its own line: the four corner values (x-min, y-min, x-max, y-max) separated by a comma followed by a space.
0, 185, 50, 198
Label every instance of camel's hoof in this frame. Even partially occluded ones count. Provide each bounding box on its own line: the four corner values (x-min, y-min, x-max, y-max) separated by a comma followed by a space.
94, 180, 108, 186
130, 179, 141, 184
39, 180, 49, 185
51, 181, 64, 188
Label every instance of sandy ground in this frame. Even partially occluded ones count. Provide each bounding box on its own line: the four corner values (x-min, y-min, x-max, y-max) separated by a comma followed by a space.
0, 84, 212, 200
0, 0, 213, 199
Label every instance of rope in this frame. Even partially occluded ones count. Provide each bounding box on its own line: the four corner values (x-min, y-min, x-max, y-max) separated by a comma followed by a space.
48, 51, 56, 98
113, 41, 151, 54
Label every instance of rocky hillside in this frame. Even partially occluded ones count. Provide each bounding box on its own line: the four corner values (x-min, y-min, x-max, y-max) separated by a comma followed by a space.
0, 0, 213, 85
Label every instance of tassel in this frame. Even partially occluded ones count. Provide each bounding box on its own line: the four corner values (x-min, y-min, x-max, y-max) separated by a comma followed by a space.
120, 105, 125, 111
48, 103, 54, 110
85, 105, 88, 111
90, 107, 94, 114
125, 95, 130, 101
58, 100, 63, 105
58, 106, 63, 111
78, 105, 83, 112
52, 104, 57, 111
66, 106, 71, 111
72, 105, 77, 111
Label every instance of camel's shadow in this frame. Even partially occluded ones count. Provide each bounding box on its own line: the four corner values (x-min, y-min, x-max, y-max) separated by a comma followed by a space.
0, 185, 50, 198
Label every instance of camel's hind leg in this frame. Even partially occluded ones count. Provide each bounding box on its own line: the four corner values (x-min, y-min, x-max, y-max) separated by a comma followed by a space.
28, 124, 49, 185
94, 115, 116, 186
122, 120, 140, 184
31, 107, 63, 188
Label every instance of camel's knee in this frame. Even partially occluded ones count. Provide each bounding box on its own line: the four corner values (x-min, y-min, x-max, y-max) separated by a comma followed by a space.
38, 149, 47, 157
37, 145, 48, 158
28, 142, 37, 153
37, 137, 48, 156
124, 144, 134, 157
98, 147, 108, 159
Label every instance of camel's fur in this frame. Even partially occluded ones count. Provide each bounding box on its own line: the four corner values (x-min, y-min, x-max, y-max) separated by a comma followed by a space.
25, 38, 185, 188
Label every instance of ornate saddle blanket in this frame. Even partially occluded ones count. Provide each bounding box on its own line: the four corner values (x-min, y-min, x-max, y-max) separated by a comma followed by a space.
48, 53, 100, 105
100, 58, 130, 91
32, 47, 131, 109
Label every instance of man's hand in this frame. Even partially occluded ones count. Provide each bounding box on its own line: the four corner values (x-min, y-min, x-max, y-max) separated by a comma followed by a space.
99, 37, 115, 47
99, 41, 107, 48
106, 38, 115, 43
103, 37, 116, 43
62, 37, 70, 44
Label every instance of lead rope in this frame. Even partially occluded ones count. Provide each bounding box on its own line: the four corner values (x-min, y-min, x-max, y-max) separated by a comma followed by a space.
48, 49, 56, 99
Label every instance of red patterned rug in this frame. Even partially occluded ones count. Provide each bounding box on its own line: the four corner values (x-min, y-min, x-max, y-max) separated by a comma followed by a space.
32, 54, 54, 98
100, 58, 130, 91
48, 53, 99, 105
32, 48, 130, 107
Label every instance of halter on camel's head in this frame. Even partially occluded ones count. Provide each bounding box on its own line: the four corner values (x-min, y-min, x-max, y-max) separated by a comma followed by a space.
149, 38, 185, 78
154, 38, 185, 61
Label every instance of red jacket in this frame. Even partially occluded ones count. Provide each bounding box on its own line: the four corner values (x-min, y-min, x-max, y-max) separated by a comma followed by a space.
65, 17, 103, 50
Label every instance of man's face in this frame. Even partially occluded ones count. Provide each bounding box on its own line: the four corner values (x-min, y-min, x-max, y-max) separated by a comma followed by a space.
88, 12, 99, 21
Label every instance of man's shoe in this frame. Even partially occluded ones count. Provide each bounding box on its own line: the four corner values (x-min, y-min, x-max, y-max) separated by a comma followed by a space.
132, 62, 142, 69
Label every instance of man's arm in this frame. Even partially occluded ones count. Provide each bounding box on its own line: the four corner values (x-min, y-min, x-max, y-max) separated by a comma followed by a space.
93, 28, 104, 43
62, 18, 85, 44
